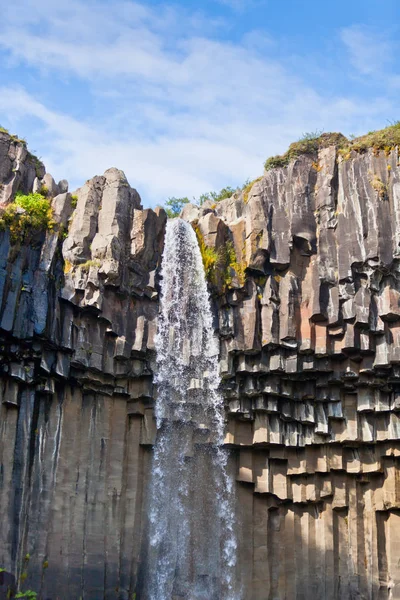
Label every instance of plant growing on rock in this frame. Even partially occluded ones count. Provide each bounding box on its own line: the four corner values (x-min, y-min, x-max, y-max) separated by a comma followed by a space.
338, 120, 400, 157
193, 224, 246, 290
15, 590, 37, 599
193, 223, 221, 283
80, 259, 101, 272
263, 122, 400, 172
370, 175, 388, 200
0, 191, 54, 242
264, 131, 347, 171
242, 177, 262, 203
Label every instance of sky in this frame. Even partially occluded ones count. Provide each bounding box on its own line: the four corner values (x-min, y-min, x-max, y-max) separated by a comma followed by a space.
0, 0, 399, 208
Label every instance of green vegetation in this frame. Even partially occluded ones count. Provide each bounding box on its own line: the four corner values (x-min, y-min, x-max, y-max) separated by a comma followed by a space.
71, 194, 78, 208
264, 122, 400, 171
164, 185, 246, 217
0, 552, 47, 599
223, 240, 246, 287
64, 257, 102, 276
26, 152, 44, 178
264, 131, 347, 171
15, 590, 37, 599
198, 186, 236, 205
193, 224, 246, 290
0, 191, 54, 242
242, 177, 262, 203
10, 136, 27, 146
370, 174, 388, 200
164, 186, 239, 218
63, 259, 73, 274
0, 125, 26, 145
338, 120, 400, 159
193, 223, 220, 283
164, 196, 190, 218
80, 259, 101, 272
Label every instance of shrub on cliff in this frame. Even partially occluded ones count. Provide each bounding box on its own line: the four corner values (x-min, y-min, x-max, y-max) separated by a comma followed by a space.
0, 191, 54, 242
264, 131, 348, 171
338, 120, 400, 158
193, 223, 246, 290
264, 122, 400, 171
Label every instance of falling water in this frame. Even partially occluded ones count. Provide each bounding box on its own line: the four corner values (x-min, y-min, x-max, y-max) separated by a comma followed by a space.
144, 218, 238, 600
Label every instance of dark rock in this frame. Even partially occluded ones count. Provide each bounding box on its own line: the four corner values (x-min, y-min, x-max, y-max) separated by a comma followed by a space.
0, 139, 399, 599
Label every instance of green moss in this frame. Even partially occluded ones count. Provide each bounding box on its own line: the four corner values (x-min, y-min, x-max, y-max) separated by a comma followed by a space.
0, 191, 54, 242
264, 132, 348, 171
71, 194, 78, 208
0, 125, 9, 134
80, 259, 101, 272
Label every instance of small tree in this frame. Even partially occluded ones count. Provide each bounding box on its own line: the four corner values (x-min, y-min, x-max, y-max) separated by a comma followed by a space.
164, 197, 190, 218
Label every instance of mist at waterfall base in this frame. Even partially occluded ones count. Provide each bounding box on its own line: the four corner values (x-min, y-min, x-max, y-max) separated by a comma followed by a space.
142, 219, 239, 600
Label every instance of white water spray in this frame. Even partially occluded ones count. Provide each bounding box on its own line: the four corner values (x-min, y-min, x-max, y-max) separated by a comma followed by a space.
145, 218, 238, 600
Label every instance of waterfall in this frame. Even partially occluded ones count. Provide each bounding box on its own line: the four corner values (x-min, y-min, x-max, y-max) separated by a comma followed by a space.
144, 218, 239, 600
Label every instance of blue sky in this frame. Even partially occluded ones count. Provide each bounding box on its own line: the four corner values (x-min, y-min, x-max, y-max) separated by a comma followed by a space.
0, 0, 399, 207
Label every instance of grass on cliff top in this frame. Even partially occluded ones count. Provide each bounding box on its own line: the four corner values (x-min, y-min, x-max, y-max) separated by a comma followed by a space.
0, 124, 27, 146
0, 191, 54, 242
339, 120, 400, 157
264, 131, 348, 171
264, 121, 400, 171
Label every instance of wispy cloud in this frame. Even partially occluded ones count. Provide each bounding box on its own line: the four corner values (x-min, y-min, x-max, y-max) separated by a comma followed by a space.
340, 24, 396, 76
0, 1, 397, 206
216, 0, 266, 11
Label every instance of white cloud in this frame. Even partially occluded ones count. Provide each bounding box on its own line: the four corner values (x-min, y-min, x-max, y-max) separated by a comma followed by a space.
340, 25, 394, 76
216, 0, 266, 11
0, 1, 396, 207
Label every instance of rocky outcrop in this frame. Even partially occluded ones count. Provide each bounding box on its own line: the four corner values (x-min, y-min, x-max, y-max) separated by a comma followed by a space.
0, 132, 45, 205
0, 131, 399, 599
189, 145, 400, 599
0, 134, 165, 600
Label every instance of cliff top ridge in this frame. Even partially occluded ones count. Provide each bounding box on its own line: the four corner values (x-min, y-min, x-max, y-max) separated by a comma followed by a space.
264, 120, 400, 171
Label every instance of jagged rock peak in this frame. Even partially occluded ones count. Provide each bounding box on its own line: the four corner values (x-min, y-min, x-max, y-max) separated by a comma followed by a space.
0, 130, 45, 204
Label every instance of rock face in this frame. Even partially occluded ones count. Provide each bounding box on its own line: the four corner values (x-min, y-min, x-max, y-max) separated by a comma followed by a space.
0, 131, 400, 599
0, 132, 45, 205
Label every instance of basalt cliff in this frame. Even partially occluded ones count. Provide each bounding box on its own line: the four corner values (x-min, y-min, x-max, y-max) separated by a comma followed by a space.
0, 129, 400, 599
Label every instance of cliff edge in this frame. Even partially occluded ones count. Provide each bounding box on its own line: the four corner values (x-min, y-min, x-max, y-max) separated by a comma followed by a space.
0, 128, 399, 599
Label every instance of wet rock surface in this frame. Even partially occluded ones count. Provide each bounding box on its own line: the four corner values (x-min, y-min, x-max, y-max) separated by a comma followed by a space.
0, 131, 400, 599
